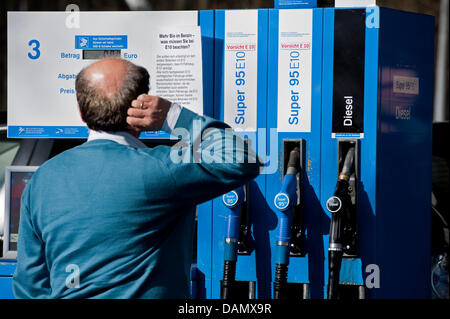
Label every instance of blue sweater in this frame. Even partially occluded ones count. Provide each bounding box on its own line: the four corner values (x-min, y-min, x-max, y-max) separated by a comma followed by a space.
13, 108, 261, 299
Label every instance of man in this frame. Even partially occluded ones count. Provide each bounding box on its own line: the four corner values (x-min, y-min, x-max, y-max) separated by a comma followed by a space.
13, 58, 261, 298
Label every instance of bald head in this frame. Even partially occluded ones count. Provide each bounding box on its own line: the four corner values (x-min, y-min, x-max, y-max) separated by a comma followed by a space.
75, 58, 149, 132
83, 58, 129, 99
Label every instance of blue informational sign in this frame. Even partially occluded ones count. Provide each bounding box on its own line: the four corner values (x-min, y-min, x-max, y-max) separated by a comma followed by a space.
7, 126, 179, 140
75, 35, 128, 49
8, 126, 89, 138
274, 0, 317, 8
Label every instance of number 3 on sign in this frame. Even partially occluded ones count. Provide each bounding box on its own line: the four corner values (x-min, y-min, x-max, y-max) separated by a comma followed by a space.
28, 39, 41, 60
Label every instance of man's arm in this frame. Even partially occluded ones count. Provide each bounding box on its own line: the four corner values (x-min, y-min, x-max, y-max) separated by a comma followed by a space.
161, 106, 261, 204
127, 95, 262, 205
13, 184, 52, 298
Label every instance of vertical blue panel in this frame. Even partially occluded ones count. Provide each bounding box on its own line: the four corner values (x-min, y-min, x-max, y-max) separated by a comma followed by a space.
375, 8, 434, 299
267, 8, 323, 298
358, 5, 379, 297
307, 9, 325, 299
252, 9, 271, 299
211, 9, 225, 300
320, 8, 336, 299
211, 9, 269, 299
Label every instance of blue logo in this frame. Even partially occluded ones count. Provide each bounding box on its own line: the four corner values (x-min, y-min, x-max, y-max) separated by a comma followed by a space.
223, 191, 239, 208
75, 35, 128, 50
274, 193, 290, 211
326, 196, 342, 213
78, 37, 89, 48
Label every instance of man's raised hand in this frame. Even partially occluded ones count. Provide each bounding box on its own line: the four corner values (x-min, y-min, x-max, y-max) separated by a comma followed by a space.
127, 94, 171, 132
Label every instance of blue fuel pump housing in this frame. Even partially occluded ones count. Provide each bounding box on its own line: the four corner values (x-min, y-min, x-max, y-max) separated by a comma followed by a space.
321, 7, 435, 299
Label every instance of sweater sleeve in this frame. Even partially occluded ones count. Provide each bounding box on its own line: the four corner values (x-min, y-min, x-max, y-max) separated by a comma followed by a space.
154, 107, 262, 206
12, 184, 52, 299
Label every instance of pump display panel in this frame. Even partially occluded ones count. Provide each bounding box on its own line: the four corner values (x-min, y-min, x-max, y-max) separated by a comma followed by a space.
2, 166, 38, 259
82, 50, 122, 60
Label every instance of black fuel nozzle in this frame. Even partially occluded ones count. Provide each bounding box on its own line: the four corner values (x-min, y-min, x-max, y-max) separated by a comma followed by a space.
326, 147, 355, 300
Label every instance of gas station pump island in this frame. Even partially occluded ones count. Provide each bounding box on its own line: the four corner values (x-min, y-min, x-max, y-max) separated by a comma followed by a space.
0, 0, 435, 299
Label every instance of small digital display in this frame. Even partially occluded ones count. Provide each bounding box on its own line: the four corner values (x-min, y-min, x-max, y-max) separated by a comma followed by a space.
9, 171, 35, 251
82, 49, 121, 60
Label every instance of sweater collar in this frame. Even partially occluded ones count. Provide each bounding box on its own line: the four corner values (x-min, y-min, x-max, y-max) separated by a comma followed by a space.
87, 130, 148, 149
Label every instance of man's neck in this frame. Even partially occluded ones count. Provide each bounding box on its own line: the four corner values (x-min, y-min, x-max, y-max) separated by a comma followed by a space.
88, 129, 147, 149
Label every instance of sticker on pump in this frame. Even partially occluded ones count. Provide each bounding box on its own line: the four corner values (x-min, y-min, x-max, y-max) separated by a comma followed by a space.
223, 10, 259, 132
223, 191, 240, 208
277, 9, 313, 133
326, 196, 342, 213
274, 193, 290, 211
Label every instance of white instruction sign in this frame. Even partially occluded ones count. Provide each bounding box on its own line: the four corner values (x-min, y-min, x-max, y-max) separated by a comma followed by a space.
149, 26, 203, 115
393, 76, 420, 95
224, 10, 259, 132
7, 11, 203, 138
277, 9, 313, 133
335, 0, 377, 7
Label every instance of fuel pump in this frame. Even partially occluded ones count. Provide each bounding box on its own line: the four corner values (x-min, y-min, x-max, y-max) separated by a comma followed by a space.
221, 185, 254, 299
273, 147, 301, 299
325, 145, 357, 299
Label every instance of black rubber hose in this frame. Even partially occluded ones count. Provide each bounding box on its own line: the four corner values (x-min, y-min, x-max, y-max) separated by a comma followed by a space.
327, 147, 355, 300
327, 250, 344, 300
273, 263, 288, 299
222, 260, 236, 299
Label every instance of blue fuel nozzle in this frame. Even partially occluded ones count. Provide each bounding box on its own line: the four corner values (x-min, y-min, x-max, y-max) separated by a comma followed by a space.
222, 187, 245, 262
274, 148, 300, 266
273, 147, 301, 298
274, 173, 298, 265
274, 174, 298, 213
